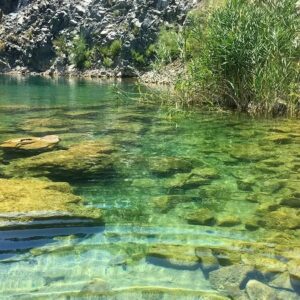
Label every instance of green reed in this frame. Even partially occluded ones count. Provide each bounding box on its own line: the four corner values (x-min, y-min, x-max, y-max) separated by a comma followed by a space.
176, 0, 300, 114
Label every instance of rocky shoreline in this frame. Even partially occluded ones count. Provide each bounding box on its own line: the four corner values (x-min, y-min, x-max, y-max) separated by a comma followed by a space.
0, 0, 198, 78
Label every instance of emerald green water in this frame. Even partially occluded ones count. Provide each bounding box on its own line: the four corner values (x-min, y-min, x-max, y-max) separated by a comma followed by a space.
0, 76, 299, 299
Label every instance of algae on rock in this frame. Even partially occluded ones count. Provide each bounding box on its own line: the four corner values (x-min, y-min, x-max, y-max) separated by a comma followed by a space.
2, 140, 117, 180
0, 178, 103, 229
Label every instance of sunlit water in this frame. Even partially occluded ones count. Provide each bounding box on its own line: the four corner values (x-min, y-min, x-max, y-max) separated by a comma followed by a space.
0, 76, 299, 299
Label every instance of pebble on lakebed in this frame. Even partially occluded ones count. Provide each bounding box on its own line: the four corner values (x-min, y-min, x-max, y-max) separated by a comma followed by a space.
0, 178, 103, 229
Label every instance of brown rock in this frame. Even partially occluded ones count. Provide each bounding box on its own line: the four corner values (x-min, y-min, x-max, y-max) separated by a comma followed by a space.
0, 135, 60, 152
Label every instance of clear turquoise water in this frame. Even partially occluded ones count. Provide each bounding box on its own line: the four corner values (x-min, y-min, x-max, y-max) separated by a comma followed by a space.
0, 75, 299, 299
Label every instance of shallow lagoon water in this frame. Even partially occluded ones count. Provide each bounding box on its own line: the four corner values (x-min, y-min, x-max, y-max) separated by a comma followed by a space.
0, 75, 299, 299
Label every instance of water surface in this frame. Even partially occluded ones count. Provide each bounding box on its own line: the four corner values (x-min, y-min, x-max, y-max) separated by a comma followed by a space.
0, 75, 299, 299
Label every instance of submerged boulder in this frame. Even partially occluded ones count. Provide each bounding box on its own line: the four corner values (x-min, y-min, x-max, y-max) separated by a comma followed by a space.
0, 178, 103, 229
0, 135, 60, 152
209, 265, 263, 298
146, 244, 199, 269
185, 208, 216, 226
257, 207, 300, 230
2, 140, 117, 180
246, 280, 299, 300
148, 156, 193, 176
230, 145, 269, 162
151, 195, 198, 212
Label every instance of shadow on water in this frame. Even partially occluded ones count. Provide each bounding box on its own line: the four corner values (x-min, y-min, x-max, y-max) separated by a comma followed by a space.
0, 225, 105, 260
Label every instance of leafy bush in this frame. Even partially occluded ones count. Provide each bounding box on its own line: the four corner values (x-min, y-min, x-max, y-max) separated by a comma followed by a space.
103, 57, 113, 68
53, 35, 68, 56
146, 44, 156, 58
98, 39, 122, 59
70, 36, 92, 69
0, 40, 6, 53
155, 27, 183, 66
182, 0, 300, 112
131, 50, 145, 65
109, 40, 122, 57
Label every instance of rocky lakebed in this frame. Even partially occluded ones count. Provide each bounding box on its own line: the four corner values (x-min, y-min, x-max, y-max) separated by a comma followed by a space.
0, 75, 299, 299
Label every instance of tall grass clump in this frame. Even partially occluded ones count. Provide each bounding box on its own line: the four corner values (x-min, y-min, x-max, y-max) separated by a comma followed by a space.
180, 0, 299, 113
154, 27, 184, 68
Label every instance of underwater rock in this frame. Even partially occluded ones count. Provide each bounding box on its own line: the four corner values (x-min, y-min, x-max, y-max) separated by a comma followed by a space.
146, 244, 199, 268
190, 167, 220, 180
21, 117, 95, 134
288, 259, 300, 281
244, 219, 260, 231
0, 178, 103, 229
237, 178, 255, 192
166, 173, 210, 191
62, 110, 99, 119
151, 195, 197, 212
131, 178, 157, 189
209, 265, 262, 298
2, 140, 116, 180
241, 254, 287, 275
185, 208, 216, 226
258, 207, 300, 230
211, 248, 241, 266
22, 117, 73, 130
0, 135, 60, 152
270, 272, 294, 291
166, 173, 204, 190
216, 216, 241, 227
279, 189, 300, 208
195, 247, 219, 273
106, 122, 145, 134
165, 169, 216, 191
246, 280, 299, 300
80, 278, 110, 295
149, 156, 193, 176
230, 145, 269, 162
265, 134, 292, 144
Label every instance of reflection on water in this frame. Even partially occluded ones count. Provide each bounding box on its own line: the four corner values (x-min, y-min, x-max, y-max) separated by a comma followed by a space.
0, 75, 299, 299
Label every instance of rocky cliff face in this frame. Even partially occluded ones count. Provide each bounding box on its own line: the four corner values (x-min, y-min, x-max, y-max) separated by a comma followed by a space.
0, 0, 198, 76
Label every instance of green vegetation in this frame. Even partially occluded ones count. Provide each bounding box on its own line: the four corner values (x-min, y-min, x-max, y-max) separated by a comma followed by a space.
152, 0, 300, 115
103, 57, 113, 68
131, 50, 145, 65
53, 36, 123, 69
53, 35, 68, 56
0, 40, 5, 53
71, 36, 92, 69
98, 39, 122, 59
154, 27, 183, 66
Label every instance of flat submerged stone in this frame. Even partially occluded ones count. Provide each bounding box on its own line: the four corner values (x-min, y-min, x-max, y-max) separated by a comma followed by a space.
0, 135, 60, 152
0, 178, 103, 229
2, 140, 117, 180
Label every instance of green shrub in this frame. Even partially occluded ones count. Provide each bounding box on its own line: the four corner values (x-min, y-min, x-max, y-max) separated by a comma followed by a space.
155, 27, 183, 66
146, 44, 156, 58
182, 0, 300, 112
98, 39, 122, 59
70, 35, 92, 69
103, 57, 113, 68
109, 40, 122, 57
131, 50, 145, 65
53, 35, 68, 56
0, 40, 5, 53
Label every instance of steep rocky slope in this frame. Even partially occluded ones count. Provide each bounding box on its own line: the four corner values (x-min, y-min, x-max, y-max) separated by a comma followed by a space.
0, 0, 198, 76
